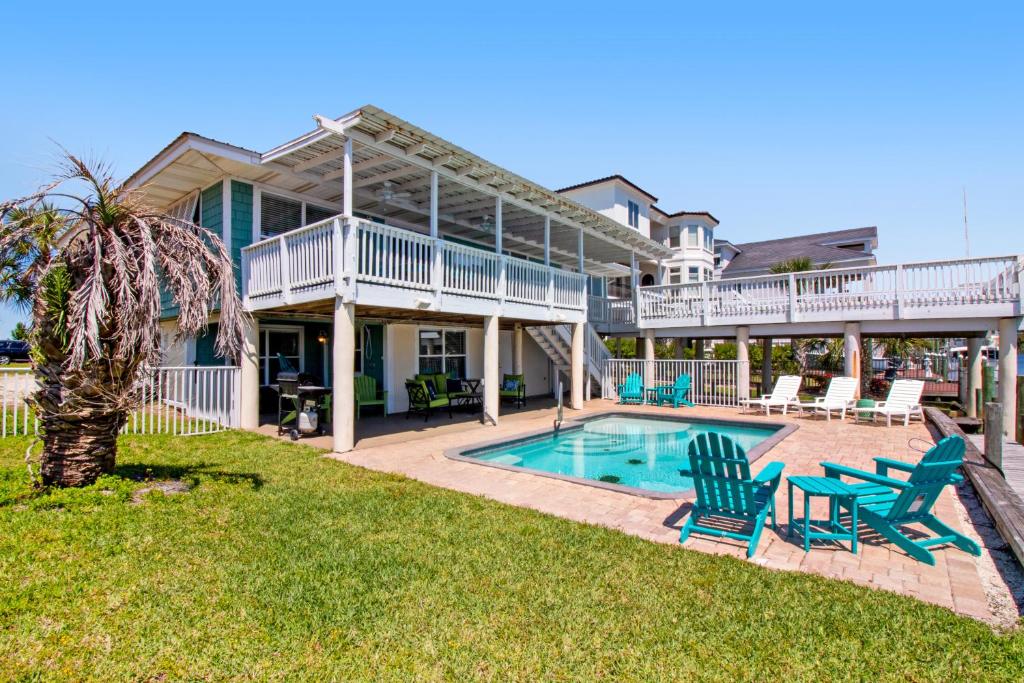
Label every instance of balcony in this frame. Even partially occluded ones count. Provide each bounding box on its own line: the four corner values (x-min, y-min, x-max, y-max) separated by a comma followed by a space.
241, 216, 589, 321
636, 256, 1023, 332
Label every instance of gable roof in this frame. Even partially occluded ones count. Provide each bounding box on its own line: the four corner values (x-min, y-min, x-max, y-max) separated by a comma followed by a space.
556, 175, 659, 202
720, 226, 877, 278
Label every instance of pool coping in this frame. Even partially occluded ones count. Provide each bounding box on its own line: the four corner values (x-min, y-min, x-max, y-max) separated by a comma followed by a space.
443, 410, 799, 500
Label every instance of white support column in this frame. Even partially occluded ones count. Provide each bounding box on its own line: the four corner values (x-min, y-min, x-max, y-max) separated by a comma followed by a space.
998, 317, 1020, 440
429, 170, 439, 237
429, 170, 443, 298
761, 337, 773, 394
494, 196, 503, 254
571, 322, 585, 410
332, 297, 356, 452
239, 317, 260, 430
966, 336, 985, 418
513, 323, 524, 374
844, 322, 862, 399
543, 216, 551, 267
577, 227, 584, 273
644, 328, 656, 391
483, 315, 500, 425
342, 137, 353, 216
630, 251, 640, 320
736, 327, 750, 402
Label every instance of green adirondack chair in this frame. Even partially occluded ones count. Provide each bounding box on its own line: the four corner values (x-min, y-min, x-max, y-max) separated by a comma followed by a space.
617, 372, 644, 404
354, 375, 387, 419
820, 435, 980, 565
655, 374, 694, 408
679, 432, 785, 557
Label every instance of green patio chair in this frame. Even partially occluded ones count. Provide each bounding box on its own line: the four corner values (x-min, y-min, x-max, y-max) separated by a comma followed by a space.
820, 435, 980, 565
354, 375, 387, 419
617, 372, 645, 404
404, 379, 452, 422
499, 373, 526, 408
655, 374, 694, 408
679, 432, 785, 557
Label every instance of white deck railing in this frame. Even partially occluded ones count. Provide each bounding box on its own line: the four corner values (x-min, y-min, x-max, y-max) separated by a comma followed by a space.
638, 255, 1023, 326
603, 359, 746, 407
587, 296, 635, 326
242, 216, 588, 313
0, 366, 239, 438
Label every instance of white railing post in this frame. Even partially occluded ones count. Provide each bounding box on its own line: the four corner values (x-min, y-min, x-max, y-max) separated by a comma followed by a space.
333, 217, 344, 296
701, 282, 711, 325
279, 235, 292, 304
341, 217, 357, 299
894, 264, 905, 318
240, 249, 251, 306
432, 237, 444, 301
546, 267, 555, 311
498, 255, 507, 306
788, 272, 798, 322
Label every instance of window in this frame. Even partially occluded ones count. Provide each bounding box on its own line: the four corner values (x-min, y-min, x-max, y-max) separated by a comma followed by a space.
703, 227, 714, 251
306, 204, 339, 224
641, 273, 655, 287
627, 200, 640, 229
688, 266, 700, 283
686, 225, 699, 247
261, 193, 303, 237
714, 255, 722, 268
419, 329, 467, 378
259, 326, 303, 385
705, 268, 713, 281
668, 267, 683, 285
668, 225, 681, 249
260, 192, 341, 238
354, 326, 363, 375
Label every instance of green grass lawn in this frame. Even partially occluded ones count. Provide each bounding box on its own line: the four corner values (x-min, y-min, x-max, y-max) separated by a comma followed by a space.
1, 431, 1022, 681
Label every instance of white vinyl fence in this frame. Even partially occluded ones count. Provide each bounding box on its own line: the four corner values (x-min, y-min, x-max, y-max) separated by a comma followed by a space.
0, 366, 240, 438
603, 359, 748, 407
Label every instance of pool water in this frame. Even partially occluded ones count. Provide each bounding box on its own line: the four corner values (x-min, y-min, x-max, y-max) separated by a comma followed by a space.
463, 415, 778, 495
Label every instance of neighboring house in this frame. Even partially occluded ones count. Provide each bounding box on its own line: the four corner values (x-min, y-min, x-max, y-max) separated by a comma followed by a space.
717, 227, 878, 279
557, 175, 876, 290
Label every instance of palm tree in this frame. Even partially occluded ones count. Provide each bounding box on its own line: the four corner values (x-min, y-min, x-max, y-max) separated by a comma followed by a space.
769, 257, 833, 368
0, 153, 244, 487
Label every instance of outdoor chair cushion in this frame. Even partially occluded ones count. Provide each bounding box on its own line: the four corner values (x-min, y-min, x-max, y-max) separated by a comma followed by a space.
415, 373, 451, 399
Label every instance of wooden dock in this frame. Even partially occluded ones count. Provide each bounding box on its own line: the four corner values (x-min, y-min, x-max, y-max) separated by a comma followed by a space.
969, 434, 1024, 500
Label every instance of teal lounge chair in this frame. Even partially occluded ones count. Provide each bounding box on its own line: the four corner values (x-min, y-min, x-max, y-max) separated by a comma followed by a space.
820, 435, 980, 565
655, 374, 694, 408
679, 432, 785, 557
617, 372, 644, 404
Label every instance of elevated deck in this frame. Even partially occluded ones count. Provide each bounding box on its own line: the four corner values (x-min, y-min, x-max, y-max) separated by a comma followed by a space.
242, 216, 589, 323
633, 256, 1023, 336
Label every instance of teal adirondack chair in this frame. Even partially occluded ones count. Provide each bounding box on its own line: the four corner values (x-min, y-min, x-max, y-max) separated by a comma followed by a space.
655, 374, 694, 408
679, 432, 785, 557
617, 372, 645, 404
821, 435, 980, 565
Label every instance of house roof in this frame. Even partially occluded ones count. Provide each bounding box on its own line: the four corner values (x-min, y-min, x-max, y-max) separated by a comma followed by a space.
652, 206, 719, 224
556, 175, 659, 203
125, 106, 673, 271
720, 226, 878, 278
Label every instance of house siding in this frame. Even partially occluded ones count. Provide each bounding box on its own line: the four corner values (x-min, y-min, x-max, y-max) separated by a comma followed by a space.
160, 181, 224, 319
230, 180, 253, 288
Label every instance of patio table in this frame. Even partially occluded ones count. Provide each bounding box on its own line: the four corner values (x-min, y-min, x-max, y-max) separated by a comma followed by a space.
787, 475, 860, 553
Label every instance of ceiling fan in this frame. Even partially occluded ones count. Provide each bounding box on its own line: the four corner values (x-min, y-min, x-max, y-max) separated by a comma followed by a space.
478, 215, 494, 231
375, 181, 412, 205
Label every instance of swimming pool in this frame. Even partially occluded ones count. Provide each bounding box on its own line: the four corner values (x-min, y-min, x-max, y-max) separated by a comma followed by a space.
449, 413, 795, 498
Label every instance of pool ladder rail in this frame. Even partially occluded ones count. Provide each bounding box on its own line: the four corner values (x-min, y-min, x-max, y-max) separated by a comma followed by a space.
554, 379, 564, 433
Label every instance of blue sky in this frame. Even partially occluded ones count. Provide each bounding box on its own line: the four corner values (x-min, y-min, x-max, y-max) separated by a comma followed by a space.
2, 1, 1022, 334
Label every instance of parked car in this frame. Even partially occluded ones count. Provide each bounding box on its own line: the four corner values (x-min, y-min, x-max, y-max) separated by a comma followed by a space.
0, 340, 30, 365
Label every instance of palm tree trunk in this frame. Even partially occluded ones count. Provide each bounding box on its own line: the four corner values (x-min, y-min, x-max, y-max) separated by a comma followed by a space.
34, 360, 127, 487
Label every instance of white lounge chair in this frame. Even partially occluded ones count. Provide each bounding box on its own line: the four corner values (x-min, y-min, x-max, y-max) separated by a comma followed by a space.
739, 375, 802, 415
798, 376, 858, 421
855, 379, 925, 426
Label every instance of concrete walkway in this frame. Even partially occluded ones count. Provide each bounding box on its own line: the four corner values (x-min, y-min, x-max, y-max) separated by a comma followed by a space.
324, 399, 1021, 626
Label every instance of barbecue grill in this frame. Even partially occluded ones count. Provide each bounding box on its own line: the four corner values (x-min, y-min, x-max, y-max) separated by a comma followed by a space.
275, 371, 331, 440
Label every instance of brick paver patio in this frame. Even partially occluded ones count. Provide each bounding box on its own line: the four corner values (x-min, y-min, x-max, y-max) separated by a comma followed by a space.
325, 399, 1018, 624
